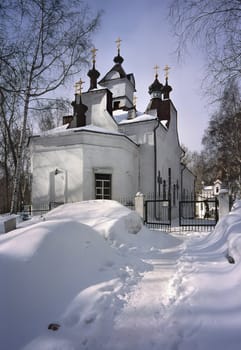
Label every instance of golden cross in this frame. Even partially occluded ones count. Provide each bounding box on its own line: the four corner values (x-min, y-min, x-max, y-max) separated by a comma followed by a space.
133, 95, 137, 107
91, 47, 98, 63
74, 78, 84, 95
153, 65, 160, 77
115, 37, 122, 50
164, 64, 171, 79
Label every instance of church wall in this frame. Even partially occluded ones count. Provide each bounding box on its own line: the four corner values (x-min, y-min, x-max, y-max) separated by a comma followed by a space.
30, 131, 139, 209
103, 79, 134, 109
82, 90, 118, 131
82, 138, 139, 200
155, 106, 182, 219
119, 109, 182, 218
30, 144, 84, 208
139, 143, 155, 194
118, 119, 157, 144
118, 117, 182, 212
118, 120, 157, 195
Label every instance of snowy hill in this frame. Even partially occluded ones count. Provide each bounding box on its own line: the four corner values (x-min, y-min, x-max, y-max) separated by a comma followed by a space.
1, 200, 241, 349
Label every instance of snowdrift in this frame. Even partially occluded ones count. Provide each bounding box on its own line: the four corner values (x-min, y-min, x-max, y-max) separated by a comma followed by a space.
3, 199, 241, 350
184, 200, 241, 261
2, 200, 179, 349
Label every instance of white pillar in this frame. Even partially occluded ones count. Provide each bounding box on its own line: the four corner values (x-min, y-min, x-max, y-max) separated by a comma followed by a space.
218, 189, 229, 219
135, 192, 145, 220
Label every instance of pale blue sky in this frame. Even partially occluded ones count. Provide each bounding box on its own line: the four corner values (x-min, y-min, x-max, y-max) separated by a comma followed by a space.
69, 0, 213, 152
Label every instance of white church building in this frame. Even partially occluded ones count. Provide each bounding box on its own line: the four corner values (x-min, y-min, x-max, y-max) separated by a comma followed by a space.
29, 43, 195, 219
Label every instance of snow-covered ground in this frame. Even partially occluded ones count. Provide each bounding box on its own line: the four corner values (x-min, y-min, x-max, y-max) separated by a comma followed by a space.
1, 199, 241, 350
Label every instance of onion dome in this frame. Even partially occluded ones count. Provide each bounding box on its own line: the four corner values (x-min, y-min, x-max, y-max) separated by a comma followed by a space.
87, 47, 100, 90
113, 37, 124, 64
113, 51, 124, 64
87, 62, 100, 90
111, 38, 125, 76
145, 66, 163, 116
71, 78, 88, 127
148, 76, 163, 95
148, 65, 163, 97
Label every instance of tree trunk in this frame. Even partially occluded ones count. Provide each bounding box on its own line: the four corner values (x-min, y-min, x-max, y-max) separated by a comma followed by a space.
10, 92, 30, 213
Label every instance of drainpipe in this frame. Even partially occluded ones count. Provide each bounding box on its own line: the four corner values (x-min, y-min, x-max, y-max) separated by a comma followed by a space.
153, 119, 160, 200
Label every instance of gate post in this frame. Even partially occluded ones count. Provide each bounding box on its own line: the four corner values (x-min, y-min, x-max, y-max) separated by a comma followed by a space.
135, 192, 145, 220
218, 189, 229, 220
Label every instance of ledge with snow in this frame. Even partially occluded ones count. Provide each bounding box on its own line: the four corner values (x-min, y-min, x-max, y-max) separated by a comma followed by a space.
0, 214, 18, 234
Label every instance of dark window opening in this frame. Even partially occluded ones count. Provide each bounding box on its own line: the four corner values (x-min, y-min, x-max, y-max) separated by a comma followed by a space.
113, 101, 120, 110
95, 174, 112, 200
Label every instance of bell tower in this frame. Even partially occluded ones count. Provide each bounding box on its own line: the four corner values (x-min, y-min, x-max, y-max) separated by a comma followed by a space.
98, 38, 136, 111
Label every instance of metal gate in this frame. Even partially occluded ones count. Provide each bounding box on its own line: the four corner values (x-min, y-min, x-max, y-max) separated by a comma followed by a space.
144, 199, 171, 229
179, 198, 218, 229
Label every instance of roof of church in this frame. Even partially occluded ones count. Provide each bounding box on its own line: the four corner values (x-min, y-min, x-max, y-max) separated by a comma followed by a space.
38, 124, 123, 137
119, 114, 157, 124
33, 124, 139, 147
113, 109, 157, 124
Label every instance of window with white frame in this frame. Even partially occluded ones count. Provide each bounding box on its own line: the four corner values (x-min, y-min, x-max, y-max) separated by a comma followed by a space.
95, 174, 112, 199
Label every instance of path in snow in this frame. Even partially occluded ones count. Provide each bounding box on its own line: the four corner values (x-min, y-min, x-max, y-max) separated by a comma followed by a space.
44, 229, 216, 350
103, 239, 197, 350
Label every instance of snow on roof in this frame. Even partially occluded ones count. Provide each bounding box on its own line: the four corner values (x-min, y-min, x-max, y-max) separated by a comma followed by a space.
73, 124, 122, 135
203, 186, 213, 191
119, 113, 157, 124
0, 214, 18, 223
113, 109, 157, 125
113, 110, 128, 123
40, 123, 69, 136
38, 110, 157, 139
38, 124, 124, 137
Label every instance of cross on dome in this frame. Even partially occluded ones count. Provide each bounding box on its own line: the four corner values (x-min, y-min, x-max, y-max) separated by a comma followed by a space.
164, 64, 171, 80
91, 47, 98, 64
88, 47, 100, 90
75, 78, 84, 95
153, 65, 160, 78
115, 37, 122, 50
113, 37, 124, 64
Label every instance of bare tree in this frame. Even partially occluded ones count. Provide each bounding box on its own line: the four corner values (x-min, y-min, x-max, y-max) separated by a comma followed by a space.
33, 98, 71, 132
0, 89, 21, 212
0, 0, 101, 213
169, 0, 241, 94
202, 80, 241, 193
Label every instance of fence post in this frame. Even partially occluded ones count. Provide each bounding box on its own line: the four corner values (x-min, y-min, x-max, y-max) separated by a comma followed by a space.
218, 189, 229, 220
135, 192, 145, 220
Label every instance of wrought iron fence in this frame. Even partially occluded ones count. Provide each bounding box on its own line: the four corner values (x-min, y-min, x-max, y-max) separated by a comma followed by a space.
21, 202, 64, 217
117, 197, 135, 210
144, 199, 171, 230
179, 198, 219, 230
